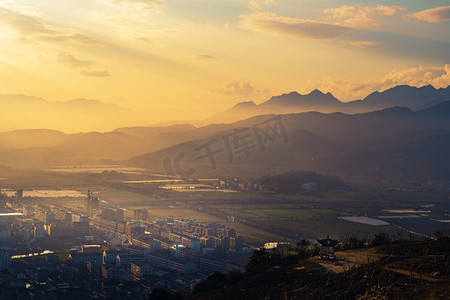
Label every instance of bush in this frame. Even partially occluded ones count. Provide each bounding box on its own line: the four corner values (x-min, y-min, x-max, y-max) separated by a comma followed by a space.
338, 233, 367, 250
371, 231, 392, 246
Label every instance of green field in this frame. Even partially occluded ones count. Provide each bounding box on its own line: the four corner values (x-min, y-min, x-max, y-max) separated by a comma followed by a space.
226, 208, 354, 220
146, 208, 221, 222
97, 188, 158, 203
199, 220, 293, 245
256, 218, 402, 240
3, 169, 447, 248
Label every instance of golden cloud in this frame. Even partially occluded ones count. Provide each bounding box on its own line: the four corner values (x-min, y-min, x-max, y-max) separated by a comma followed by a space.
98, 0, 164, 10
58, 53, 95, 69
80, 70, 111, 77
304, 64, 450, 101
214, 80, 255, 95
324, 5, 405, 27
0, 7, 102, 45
240, 11, 352, 40
405, 6, 450, 23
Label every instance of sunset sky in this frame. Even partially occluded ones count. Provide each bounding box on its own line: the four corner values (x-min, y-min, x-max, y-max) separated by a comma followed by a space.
0, 0, 449, 128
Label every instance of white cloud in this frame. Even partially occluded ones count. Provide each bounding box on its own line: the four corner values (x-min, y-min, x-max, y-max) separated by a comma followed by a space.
405, 6, 450, 23
304, 64, 450, 101
380, 65, 449, 89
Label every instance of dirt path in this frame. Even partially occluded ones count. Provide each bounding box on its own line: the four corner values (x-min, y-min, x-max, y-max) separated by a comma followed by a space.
382, 267, 443, 282
313, 248, 382, 273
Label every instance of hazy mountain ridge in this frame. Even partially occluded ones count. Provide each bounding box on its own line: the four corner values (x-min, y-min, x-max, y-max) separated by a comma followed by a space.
0, 129, 67, 149
418, 100, 450, 119
1, 100, 449, 178
263, 89, 341, 108
130, 101, 450, 179
360, 84, 450, 107
0, 94, 139, 132
210, 85, 450, 123
0, 123, 244, 167
113, 124, 196, 138
0, 88, 449, 180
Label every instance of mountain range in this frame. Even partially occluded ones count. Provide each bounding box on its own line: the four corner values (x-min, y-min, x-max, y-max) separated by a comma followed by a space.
209, 85, 450, 123
129, 101, 450, 180
0, 84, 449, 180
0, 94, 138, 132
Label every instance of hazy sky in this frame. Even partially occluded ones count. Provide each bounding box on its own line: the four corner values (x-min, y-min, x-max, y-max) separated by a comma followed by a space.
0, 0, 449, 125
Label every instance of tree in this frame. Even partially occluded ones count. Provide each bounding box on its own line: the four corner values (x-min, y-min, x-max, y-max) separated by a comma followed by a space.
371, 231, 392, 246
245, 248, 270, 275
339, 233, 367, 250
147, 288, 183, 300
434, 229, 450, 239
227, 270, 244, 285
192, 272, 228, 295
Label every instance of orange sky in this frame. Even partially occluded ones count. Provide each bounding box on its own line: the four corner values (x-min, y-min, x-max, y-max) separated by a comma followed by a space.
0, 0, 449, 131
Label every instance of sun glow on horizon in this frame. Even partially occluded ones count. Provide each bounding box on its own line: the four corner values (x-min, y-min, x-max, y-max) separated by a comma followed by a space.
0, 0, 448, 132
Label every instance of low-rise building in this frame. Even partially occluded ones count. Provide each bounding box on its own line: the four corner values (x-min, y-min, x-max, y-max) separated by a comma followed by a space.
47, 224, 73, 238
302, 182, 318, 192
87, 260, 102, 275
103, 250, 127, 265
0, 227, 11, 241
18, 227, 31, 240
33, 225, 45, 239
23, 206, 34, 217
199, 256, 226, 273
102, 264, 121, 280
0, 252, 11, 270
126, 222, 145, 236
147, 253, 169, 269
167, 258, 196, 275
69, 251, 103, 264
72, 222, 90, 235
130, 261, 153, 280
116, 253, 146, 269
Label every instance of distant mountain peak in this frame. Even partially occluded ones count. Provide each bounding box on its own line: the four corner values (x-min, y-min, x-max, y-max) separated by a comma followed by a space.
308, 89, 326, 96
378, 106, 414, 114
232, 101, 257, 108
0, 93, 47, 103
262, 89, 340, 107
66, 98, 125, 109
67, 98, 103, 104
0, 94, 137, 132
209, 84, 450, 124
362, 84, 450, 108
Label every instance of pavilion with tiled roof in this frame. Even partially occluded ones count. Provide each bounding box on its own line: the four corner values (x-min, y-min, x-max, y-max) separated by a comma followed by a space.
317, 235, 339, 260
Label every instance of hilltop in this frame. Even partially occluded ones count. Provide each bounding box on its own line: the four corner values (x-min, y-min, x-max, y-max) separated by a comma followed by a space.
150, 237, 450, 300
